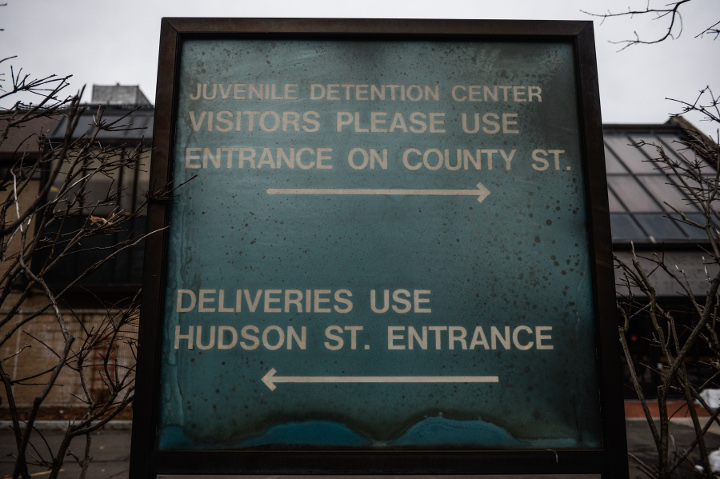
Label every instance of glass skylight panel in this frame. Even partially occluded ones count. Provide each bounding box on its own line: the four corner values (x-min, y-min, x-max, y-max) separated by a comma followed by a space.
607, 188, 626, 213
657, 134, 716, 175
673, 213, 711, 241
603, 128, 717, 244
628, 135, 667, 167
605, 135, 659, 174
610, 214, 646, 242
608, 176, 663, 212
634, 213, 687, 240
654, 134, 688, 163
664, 171, 716, 210
637, 175, 699, 213
604, 145, 629, 174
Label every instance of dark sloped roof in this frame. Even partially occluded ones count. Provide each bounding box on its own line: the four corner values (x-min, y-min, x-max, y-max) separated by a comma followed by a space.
48, 106, 154, 143
603, 119, 717, 246
0, 114, 58, 161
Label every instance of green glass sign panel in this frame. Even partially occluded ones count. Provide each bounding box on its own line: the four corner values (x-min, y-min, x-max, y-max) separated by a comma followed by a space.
158, 37, 603, 450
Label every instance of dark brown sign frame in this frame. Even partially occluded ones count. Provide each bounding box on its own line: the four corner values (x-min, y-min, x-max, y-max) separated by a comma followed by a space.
130, 18, 628, 478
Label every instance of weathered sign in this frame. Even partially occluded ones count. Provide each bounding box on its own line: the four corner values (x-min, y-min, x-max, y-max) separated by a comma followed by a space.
131, 18, 627, 478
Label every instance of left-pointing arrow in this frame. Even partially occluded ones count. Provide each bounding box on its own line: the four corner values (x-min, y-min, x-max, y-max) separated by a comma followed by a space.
261, 368, 499, 391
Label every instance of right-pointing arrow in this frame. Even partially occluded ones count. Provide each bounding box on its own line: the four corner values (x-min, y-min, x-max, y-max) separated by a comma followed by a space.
267, 182, 491, 203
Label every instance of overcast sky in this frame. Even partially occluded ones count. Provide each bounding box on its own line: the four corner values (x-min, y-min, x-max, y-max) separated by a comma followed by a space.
2, 0, 718, 137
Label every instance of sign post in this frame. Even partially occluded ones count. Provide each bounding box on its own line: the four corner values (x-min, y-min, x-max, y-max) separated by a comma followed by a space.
131, 18, 627, 478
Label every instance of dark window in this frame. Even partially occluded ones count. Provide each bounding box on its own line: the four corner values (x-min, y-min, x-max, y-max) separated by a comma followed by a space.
35, 107, 152, 290
610, 214, 646, 242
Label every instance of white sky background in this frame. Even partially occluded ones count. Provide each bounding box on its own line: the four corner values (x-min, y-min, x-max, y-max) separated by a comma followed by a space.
1, 0, 719, 137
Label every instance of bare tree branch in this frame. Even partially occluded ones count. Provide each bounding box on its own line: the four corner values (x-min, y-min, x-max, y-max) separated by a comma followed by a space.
0, 57, 166, 478
615, 87, 720, 478
583, 0, 719, 50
